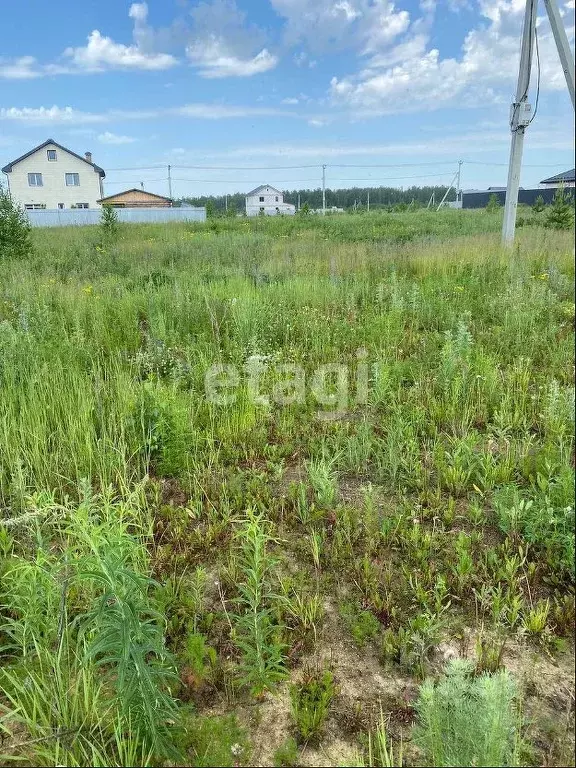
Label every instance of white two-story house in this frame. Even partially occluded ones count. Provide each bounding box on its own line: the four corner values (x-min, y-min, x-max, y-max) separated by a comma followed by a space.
245, 185, 296, 216
1, 139, 105, 210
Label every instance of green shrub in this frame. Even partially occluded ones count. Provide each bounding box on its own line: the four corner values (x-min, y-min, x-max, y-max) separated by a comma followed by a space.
186, 714, 249, 767
339, 601, 381, 647
545, 186, 574, 230
100, 204, 119, 240
0, 185, 32, 260
486, 194, 501, 213
290, 668, 335, 743
273, 737, 300, 767
414, 659, 519, 767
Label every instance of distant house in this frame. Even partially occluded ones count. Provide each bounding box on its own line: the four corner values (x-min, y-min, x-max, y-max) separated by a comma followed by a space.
539, 169, 575, 188
1, 138, 105, 210
98, 189, 173, 208
245, 185, 296, 216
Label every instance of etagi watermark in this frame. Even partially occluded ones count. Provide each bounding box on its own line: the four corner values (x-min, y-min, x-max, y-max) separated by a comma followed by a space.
205, 348, 370, 421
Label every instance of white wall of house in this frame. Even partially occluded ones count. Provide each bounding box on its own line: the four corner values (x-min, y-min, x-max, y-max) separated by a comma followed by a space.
245, 186, 296, 216
4, 142, 104, 210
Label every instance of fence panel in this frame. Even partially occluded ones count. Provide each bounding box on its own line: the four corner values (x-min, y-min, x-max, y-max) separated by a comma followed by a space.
25, 207, 206, 227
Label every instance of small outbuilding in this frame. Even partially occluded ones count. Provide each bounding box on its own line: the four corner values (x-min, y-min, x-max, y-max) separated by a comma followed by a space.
98, 188, 173, 208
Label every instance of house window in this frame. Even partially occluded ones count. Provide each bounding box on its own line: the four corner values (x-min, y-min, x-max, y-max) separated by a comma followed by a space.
47, 149, 57, 161
58, 203, 65, 209
259, 196, 265, 202
275, 196, 279, 202
75, 203, 89, 209
24, 203, 46, 210
27, 173, 43, 186
65, 173, 80, 186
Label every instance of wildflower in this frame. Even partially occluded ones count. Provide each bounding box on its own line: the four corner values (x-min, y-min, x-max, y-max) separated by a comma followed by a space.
538, 273, 549, 280
82, 285, 93, 295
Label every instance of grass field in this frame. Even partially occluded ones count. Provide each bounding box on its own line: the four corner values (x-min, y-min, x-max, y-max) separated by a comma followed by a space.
0, 210, 574, 767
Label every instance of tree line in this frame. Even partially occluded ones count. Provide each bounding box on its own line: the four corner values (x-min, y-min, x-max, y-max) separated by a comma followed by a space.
176, 184, 456, 214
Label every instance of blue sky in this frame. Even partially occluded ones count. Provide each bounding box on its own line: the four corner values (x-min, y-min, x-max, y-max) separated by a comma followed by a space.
1, 0, 574, 198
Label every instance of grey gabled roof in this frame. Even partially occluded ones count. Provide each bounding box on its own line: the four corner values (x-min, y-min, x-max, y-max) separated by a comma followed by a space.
540, 168, 575, 184
245, 184, 282, 197
1, 138, 106, 177
98, 188, 172, 203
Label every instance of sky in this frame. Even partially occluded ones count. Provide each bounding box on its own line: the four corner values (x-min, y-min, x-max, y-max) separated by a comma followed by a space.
0, 0, 574, 198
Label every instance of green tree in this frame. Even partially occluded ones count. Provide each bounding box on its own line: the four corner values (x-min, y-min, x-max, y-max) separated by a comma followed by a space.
100, 204, 119, 241
532, 195, 545, 213
486, 194, 501, 213
205, 200, 216, 219
0, 185, 33, 260
545, 185, 574, 230
298, 202, 311, 216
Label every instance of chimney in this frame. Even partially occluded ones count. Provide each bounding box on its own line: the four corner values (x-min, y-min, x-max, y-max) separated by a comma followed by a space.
85, 151, 92, 163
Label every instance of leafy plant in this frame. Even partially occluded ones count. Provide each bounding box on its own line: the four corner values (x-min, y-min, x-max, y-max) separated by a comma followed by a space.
185, 714, 249, 767
0, 185, 33, 260
79, 549, 181, 760
545, 185, 574, 230
532, 195, 545, 213
290, 667, 335, 743
273, 737, 300, 767
486, 194, 501, 213
339, 601, 381, 647
414, 659, 520, 767
100, 203, 119, 240
232, 509, 287, 695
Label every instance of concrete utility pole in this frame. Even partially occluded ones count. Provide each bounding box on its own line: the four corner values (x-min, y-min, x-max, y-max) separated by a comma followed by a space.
543, 0, 575, 108
502, 0, 537, 245
322, 164, 327, 215
436, 171, 459, 211
225, 194, 228, 212
167, 165, 173, 199
367, 190, 370, 212
502, 0, 574, 245
297, 192, 301, 212
456, 160, 463, 202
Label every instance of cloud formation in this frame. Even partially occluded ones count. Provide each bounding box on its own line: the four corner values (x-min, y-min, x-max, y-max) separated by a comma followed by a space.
186, 0, 278, 77
329, 0, 575, 113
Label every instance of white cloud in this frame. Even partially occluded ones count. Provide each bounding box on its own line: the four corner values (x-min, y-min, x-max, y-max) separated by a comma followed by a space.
172, 103, 286, 118
308, 118, 328, 126
64, 30, 177, 71
293, 51, 317, 67
270, 0, 410, 53
186, 38, 277, 77
128, 2, 148, 23
0, 102, 294, 126
97, 131, 136, 144
330, 0, 576, 114
186, 0, 278, 77
282, 97, 300, 104
0, 106, 105, 124
210, 125, 575, 159
0, 56, 40, 79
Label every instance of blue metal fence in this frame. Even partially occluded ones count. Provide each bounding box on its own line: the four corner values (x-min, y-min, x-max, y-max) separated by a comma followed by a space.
25, 207, 206, 227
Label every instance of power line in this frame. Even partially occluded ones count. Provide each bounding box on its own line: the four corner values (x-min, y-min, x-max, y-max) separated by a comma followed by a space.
328, 161, 458, 168
171, 163, 321, 170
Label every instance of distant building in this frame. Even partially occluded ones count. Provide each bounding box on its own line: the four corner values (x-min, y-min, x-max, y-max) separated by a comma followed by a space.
539, 168, 575, 188
98, 188, 173, 208
1, 138, 105, 210
245, 185, 295, 216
